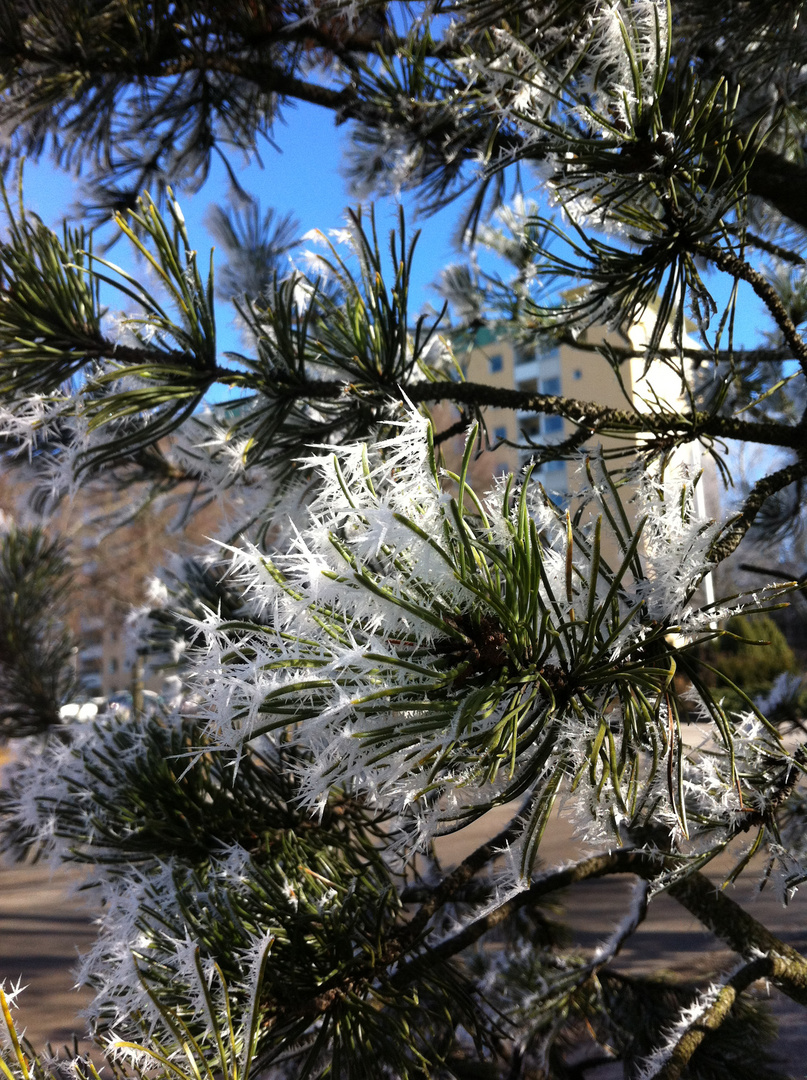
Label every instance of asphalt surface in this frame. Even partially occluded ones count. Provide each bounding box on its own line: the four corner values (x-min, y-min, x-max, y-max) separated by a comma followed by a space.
0, 863, 96, 1051
1, 808, 806, 1075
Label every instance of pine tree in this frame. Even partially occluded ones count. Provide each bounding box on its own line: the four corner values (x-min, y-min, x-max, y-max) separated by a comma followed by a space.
0, 524, 76, 738
2, 3, 807, 1077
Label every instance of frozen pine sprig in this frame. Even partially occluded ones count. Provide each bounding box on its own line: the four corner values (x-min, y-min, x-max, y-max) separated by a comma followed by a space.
582, 0, 669, 134
3, 938, 376, 1080
187, 412, 784, 877
108, 938, 274, 1080
452, 0, 669, 179
0, 712, 408, 1054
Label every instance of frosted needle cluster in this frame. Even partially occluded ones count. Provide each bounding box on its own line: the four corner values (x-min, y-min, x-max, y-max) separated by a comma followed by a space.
186, 410, 765, 874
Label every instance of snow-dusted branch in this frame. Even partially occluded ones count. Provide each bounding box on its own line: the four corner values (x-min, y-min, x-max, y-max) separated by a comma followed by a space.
641, 955, 792, 1080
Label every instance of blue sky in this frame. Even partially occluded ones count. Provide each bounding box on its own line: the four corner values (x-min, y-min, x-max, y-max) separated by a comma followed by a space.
17, 103, 462, 355
17, 99, 770, 359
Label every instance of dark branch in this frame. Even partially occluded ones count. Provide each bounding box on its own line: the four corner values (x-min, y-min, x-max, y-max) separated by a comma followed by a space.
432, 415, 474, 446
397, 811, 527, 949
557, 335, 791, 368
392, 849, 658, 985
392, 850, 807, 1011
652, 955, 788, 1080
743, 230, 807, 268
739, 563, 806, 585
708, 459, 807, 563
700, 244, 807, 377
400, 381, 806, 452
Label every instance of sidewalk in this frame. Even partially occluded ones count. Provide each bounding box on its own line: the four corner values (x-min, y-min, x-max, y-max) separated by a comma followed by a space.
0, 863, 95, 1050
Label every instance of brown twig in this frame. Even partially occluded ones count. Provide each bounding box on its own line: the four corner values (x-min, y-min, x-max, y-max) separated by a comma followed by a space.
650, 955, 785, 1080
700, 244, 807, 377
707, 458, 807, 564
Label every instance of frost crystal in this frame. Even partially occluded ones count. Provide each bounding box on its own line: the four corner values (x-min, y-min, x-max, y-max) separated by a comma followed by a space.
177, 413, 781, 873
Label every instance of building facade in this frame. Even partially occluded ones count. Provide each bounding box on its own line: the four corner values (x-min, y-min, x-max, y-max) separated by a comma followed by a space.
452, 319, 699, 489
443, 318, 717, 584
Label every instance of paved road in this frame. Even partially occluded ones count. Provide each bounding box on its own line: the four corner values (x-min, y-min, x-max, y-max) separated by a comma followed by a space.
0, 863, 96, 1051
1, 810, 806, 1075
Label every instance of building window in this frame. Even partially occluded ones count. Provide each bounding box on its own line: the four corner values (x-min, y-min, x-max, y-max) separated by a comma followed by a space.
110, 657, 118, 674
541, 376, 561, 395
493, 425, 508, 441
488, 353, 504, 374
543, 415, 564, 434
573, 368, 583, 380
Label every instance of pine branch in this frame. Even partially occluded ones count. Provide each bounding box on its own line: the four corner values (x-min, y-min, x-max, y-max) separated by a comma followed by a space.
261, 378, 804, 452
743, 230, 807, 268
0, 526, 76, 738
739, 563, 807, 585
432, 414, 474, 446
649, 955, 786, 1080
666, 873, 807, 1004
392, 850, 659, 986
521, 419, 595, 464
699, 243, 807, 376
707, 458, 807, 563
397, 811, 528, 948
391, 850, 807, 1011
401, 381, 805, 452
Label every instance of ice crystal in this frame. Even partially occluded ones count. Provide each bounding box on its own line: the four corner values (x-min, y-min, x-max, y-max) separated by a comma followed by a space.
174, 412, 777, 871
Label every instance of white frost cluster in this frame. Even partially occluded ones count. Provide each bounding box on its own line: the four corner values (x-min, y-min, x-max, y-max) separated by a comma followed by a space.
0, 395, 70, 461
628, 462, 719, 624
635, 979, 724, 1080
181, 412, 765, 879
455, 0, 667, 142
455, 26, 559, 138
451, 0, 674, 252
1, 719, 275, 1040
581, 0, 669, 132
3, 407, 801, 1050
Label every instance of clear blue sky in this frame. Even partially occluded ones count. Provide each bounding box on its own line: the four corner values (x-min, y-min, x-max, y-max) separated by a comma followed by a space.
17, 103, 463, 357
16, 99, 770, 358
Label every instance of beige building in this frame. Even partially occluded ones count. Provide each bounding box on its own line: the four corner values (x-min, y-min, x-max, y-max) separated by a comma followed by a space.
453, 320, 697, 477
443, 319, 715, 575
73, 613, 128, 697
